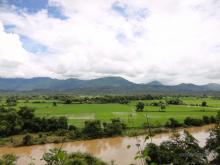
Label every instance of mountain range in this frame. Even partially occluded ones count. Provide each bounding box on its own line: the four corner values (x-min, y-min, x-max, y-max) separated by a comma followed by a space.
0, 77, 220, 94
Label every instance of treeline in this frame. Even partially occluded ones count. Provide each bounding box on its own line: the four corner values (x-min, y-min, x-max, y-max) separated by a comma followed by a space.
0, 106, 126, 141
54, 94, 163, 104
1, 94, 163, 104
165, 115, 217, 128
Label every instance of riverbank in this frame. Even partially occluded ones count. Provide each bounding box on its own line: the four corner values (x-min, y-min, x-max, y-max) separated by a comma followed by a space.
0, 124, 215, 148
0, 124, 214, 165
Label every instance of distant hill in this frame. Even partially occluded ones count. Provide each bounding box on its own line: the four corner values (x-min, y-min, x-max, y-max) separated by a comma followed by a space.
0, 77, 220, 94
147, 81, 163, 86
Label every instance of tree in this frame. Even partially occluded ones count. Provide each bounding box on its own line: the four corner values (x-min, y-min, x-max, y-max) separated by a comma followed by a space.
6, 97, 17, 106
159, 101, 166, 112
82, 120, 103, 138
135, 102, 145, 112
165, 118, 182, 128
201, 101, 207, 107
18, 107, 35, 120
64, 99, 72, 104
184, 117, 204, 126
103, 118, 126, 136
53, 102, 57, 106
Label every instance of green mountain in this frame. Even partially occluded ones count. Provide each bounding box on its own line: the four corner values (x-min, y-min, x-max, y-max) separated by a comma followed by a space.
0, 77, 220, 94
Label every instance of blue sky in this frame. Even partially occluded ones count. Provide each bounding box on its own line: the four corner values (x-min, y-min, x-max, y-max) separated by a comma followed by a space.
0, 0, 220, 84
3, 0, 67, 19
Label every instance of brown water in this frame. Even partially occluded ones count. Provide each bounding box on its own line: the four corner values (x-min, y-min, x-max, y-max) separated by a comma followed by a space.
0, 125, 214, 165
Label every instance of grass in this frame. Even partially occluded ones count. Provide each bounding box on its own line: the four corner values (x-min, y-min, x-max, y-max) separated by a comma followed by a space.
12, 98, 219, 128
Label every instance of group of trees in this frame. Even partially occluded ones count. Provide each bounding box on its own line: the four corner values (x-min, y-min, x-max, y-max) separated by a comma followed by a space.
165, 98, 183, 105
136, 101, 167, 112
82, 119, 126, 139
6, 97, 17, 106
0, 106, 68, 137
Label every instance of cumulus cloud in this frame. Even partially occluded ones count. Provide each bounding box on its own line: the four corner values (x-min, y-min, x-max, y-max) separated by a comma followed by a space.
0, 0, 220, 84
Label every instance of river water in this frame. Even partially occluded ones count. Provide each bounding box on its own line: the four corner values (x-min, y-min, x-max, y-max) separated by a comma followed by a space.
0, 124, 214, 165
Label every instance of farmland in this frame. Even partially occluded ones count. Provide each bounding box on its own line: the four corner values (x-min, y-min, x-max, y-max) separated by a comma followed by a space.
4, 96, 219, 128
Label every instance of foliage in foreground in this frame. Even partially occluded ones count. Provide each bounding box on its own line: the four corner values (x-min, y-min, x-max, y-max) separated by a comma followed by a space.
144, 112, 220, 165
0, 148, 108, 165
205, 112, 220, 164
0, 154, 18, 165
144, 131, 207, 165
43, 148, 108, 165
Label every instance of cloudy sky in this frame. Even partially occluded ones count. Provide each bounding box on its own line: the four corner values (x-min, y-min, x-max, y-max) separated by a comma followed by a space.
0, 0, 220, 84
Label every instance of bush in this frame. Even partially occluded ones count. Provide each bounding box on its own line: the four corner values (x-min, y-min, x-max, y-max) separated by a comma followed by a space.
103, 118, 126, 136
82, 120, 103, 138
0, 154, 18, 165
42, 148, 108, 165
210, 116, 217, 123
166, 98, 183, 105
165, 118, 182, 128
6, 97, 17, 106
203, 116, 211, 124
184, 117, 204, 126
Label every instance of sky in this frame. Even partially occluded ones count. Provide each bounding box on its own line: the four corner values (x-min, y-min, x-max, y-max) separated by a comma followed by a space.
0, 0, 220, 85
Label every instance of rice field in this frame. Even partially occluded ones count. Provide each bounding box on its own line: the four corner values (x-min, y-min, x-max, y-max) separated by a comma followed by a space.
10, 97, 220, 128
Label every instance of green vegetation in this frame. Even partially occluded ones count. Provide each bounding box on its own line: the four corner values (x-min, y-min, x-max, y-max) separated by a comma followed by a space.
144, 112, 220, 165
42, 148, 108, 165
0, 154, 18, 165
0, 148, 108, 165
0, 94, 220, 147
0, 95, 217, 128
144, 131, 207, 165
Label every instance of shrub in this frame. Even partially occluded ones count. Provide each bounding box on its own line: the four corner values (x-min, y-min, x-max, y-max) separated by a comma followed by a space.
42, 148, 108, 165
0, 154, 18, 165
82, 120, 103, 138
184, 117, 204, 126
166, 98, 183, 105
103, 118, 126, 136
203, 116, 211, 124
165, 118, 182, 128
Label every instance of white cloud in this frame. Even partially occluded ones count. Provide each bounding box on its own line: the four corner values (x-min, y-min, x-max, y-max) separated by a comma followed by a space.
0, 0, 220, 84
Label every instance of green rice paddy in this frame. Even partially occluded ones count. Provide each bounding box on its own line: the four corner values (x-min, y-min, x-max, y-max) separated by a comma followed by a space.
11, 97, 220, 128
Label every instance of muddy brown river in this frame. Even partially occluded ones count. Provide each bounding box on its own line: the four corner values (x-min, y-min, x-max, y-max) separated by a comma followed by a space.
0, 125, 214, 165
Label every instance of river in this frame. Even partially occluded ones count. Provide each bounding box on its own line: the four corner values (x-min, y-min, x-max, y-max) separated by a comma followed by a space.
0, 124, 214, 165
